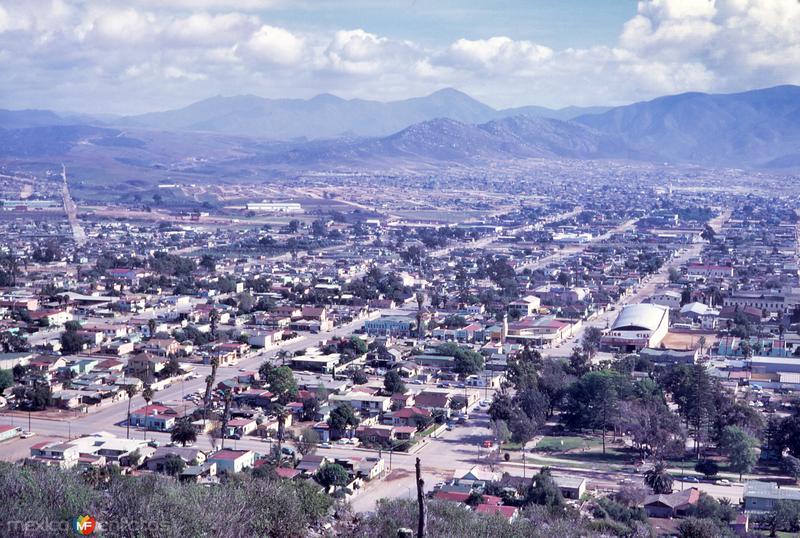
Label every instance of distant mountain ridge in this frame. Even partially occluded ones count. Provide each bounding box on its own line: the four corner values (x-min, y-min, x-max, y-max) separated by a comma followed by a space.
574, 85, 800, 167
114, 88, 607, 139
1, 85, 799, 170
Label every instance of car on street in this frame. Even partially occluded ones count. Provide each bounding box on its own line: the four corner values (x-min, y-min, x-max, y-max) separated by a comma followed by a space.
20, 431, 35, 439
682, 476, 700, 483
319, 442, 332, 449
715, 479, 731, 485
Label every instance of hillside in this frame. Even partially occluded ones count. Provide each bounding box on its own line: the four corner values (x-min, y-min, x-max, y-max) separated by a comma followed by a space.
575, 85, 800, 167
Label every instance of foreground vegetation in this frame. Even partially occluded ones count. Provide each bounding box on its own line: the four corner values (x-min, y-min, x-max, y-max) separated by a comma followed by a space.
0, 463, 333, 538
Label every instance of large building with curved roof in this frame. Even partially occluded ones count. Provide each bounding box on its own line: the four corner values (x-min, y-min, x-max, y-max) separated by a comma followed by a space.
602, 303, 670, 352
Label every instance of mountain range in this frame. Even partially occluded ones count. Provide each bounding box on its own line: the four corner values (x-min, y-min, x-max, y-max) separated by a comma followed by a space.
114, 88, 608, 139
1, 85, 799, 170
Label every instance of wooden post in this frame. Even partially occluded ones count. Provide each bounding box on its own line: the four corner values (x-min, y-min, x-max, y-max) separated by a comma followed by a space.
415, 457, 426, 538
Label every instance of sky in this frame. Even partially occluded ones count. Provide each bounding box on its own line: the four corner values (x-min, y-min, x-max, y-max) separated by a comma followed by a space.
0, 0, 799, 115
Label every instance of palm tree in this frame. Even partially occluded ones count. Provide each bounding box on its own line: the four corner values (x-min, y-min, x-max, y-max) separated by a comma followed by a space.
125, 385, 138, 439
171, 419, 197, 447
219, 390, 232, 450
415, 291, 425, 342
142, 385, 154, 407
274, 404, 289, 457
202, 357, 219, 420
697, 335, 706, 356
644, 461, 674, 494
209, 308, 220, 340
147, 319, 156, 339
141, 385, 155, 439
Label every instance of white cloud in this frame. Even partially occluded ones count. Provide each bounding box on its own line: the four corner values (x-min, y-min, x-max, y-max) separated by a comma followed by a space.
446, 36, 553, 73
321, 29, 420, 75
165, 12, 259, 46
244, 24, 306, 65
0, 0, 799, 113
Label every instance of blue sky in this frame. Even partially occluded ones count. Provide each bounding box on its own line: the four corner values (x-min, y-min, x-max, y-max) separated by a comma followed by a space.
270, 1, 636, 50
0, 0, 798, 114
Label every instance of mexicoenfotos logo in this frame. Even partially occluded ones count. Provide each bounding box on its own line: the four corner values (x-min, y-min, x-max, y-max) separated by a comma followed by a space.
72, 515, 97, 535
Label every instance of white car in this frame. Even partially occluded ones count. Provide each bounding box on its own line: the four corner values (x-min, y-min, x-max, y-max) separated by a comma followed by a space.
319, 442, 332, 449
20, 431, 36, 439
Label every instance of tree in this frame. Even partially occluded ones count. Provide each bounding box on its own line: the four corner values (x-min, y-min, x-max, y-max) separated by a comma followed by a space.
317, 463, 349, 490
516, 387, 548, 427
437, 342, 484, 376
538, 360, 571, 416
259, 364, 298, 404
0, 369, 14, 392
297, 428, 320, 456
581, 327, 603, 359
383, 370, 406, 395
199, 255, 217, 272
142, 385, 154, 406
465, 491, 485, 507
783, 455, 800, 483
147, 319, 157, 338
161, 356, 182, 378
759, 500, 800, 537
351, 370, 368, 385
125, 385, 138, 439
327, 403, 359, 440
509, 413, 537, 445
301, 397, 320, 422
209, 308, 220, 340
697, 335, 707, 356
525, 468, 563, 507
60, 330, 85, 354
619, 397, 684, 460
644, 461, 674, 494
564, 370, 627, 454
719, 425, 758, 481
163, 455, 186, 476
694, 459, 719, 479
203, 357, 219, 419
492, 420, 511, 446
488, 394, 514, 423
676, 517, 724, 538
171, 419, 197, 447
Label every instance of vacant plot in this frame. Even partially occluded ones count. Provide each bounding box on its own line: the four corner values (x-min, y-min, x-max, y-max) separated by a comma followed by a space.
661, 331, 716, 350
535, 435, 601, 452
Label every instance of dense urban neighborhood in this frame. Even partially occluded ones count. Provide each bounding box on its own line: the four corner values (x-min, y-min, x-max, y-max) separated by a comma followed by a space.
1, 162, 800, 537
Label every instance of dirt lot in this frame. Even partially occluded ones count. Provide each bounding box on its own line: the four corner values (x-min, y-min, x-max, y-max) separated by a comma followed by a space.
660, 331, 717, 350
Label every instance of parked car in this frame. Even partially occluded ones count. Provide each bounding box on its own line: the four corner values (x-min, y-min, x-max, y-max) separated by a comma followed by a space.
682, 476, 700, 483
20, 431, 35, 439
716, 479, 731, 486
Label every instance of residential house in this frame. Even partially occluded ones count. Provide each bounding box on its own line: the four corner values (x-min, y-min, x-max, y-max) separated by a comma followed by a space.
643, 488, 701, 518
208, 449, 255, 473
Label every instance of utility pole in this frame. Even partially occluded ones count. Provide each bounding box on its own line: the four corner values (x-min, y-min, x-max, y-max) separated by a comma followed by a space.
415, 457, 426, 538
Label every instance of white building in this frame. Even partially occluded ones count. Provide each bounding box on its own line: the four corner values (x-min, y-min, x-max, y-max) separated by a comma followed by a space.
246, 201, 303, 213
650, 290, 682, 310
602, 304, 670, 352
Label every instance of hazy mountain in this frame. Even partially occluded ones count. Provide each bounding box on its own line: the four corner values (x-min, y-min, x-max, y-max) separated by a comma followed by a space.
248, 115, 639, 167
575, 85, 800, 167
0, 125, 119, 157
0, 109, 70, 129
502, 104, 611, 121
119, 88, 502, 139
2, 85, 799, 170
